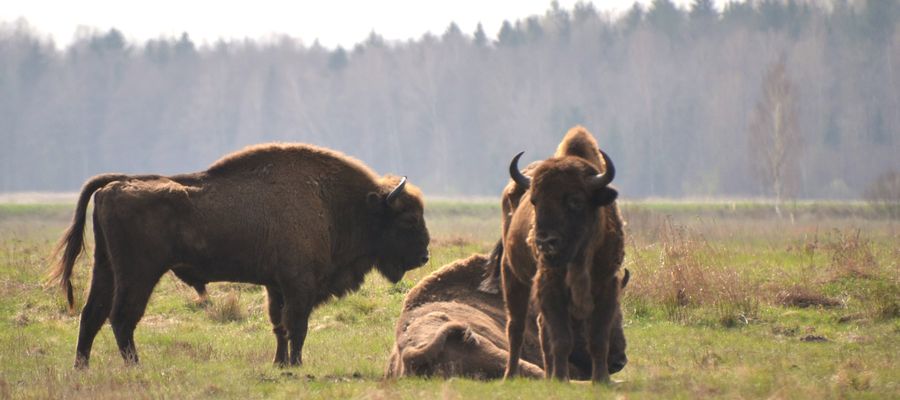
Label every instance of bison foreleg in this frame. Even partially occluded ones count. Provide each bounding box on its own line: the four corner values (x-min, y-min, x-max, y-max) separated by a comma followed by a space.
587, 276, 619, 384
536, 314, 552, 378
266, 286, 288, 366
536, 275, 574, 381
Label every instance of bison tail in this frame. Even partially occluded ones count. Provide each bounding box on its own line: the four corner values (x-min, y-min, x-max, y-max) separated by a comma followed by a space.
478, 239, 504, 294
47, 173, 128, 312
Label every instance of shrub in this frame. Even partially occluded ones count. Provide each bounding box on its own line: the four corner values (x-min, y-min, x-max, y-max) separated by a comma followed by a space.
823, 229, 879, 281
626, 218, 758, 326
864, 169, 900, 218
207, 291, 246, 323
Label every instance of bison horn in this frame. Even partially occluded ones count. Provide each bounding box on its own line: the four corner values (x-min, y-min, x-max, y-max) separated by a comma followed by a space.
587, 149, 616, 190
386, 176, 407, 205
509, 152, 531, 189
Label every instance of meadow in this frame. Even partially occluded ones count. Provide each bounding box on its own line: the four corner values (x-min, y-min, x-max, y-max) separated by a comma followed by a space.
0, 200, 896, 399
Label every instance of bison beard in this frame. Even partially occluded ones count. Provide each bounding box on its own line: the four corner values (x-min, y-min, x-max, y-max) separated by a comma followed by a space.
501, 126, 625, 384
386, 246, 629, 380
47, 143, 430, 369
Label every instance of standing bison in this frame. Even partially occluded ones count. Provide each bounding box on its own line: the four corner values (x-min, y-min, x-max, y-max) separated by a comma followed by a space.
501, 126, 625, 383
48, 143, 431, 369
386, 244, 629, 380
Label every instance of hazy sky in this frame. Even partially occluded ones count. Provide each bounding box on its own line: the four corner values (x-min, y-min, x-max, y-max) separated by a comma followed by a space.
1, 0, 708, 49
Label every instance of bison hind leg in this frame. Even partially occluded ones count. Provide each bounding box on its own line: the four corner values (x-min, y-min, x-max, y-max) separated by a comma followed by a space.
108, 267, 167, 365
265, 286, 288, 366
74, 227, 115, 369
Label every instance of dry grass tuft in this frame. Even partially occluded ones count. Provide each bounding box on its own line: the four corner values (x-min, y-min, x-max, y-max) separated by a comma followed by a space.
626, 219, 759, 326
207, 291, 246, 323
822, 229, 879, 281
163, 340, 215, 362
692, 349, 723, 369
831, 360, 874, 392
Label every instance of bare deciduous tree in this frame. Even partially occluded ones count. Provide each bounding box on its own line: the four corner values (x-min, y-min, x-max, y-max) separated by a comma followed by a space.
749, 56, 801, 217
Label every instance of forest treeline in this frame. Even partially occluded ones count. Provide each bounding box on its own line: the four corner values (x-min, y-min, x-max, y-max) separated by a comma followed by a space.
1, 0, 897, 198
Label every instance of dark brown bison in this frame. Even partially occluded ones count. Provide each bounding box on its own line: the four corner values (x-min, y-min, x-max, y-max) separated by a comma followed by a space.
48, 143, 431, 369
501, 126, 625, 383
386, 244, 629, 380
171, 267, 209, 302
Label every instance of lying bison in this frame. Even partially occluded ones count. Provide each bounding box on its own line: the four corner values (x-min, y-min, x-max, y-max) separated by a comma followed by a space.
48, 143, 431, 368
502, 126, 625, 383
386, 243, 629, 379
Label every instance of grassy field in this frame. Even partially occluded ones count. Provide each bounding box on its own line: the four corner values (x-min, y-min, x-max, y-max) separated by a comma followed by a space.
0, 200, 897, 399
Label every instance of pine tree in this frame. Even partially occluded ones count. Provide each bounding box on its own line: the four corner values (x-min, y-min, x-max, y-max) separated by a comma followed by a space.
473, 23, 487, 47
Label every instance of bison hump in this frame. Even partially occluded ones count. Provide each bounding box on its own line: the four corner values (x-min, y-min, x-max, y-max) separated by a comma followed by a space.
554, 126, 604, 169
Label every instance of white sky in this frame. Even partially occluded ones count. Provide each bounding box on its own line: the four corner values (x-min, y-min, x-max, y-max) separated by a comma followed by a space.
1, 0, 707, 49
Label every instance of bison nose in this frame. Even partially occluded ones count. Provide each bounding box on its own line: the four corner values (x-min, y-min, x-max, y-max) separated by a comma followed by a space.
609, 356, 628, 374
535, 231, 560, 254
420, 252, 430, 264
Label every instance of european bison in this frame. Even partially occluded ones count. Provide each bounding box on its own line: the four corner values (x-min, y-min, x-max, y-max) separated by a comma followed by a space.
501, 126, 624, 383
386, 244, 629, 380
48, 143, 431, 368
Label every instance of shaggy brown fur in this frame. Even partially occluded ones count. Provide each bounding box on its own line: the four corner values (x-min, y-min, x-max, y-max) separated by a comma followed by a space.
501, 126, 625, 383
48, 143, 431, 369
386, 248, 629, 380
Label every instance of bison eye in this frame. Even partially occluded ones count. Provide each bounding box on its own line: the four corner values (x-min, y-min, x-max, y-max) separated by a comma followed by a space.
566, 195, 585, 211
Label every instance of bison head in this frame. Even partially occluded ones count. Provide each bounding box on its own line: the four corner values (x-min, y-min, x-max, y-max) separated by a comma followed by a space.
509, 150, 617, 267
368, 176, 431, 283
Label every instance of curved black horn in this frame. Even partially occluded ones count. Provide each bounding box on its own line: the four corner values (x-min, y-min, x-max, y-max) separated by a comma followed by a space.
509, 152, 532, 189
385, 176, 407, 205
588, 149, 616, 189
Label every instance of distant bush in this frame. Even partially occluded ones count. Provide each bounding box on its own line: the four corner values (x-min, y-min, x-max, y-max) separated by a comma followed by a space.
864, 169, 900, 218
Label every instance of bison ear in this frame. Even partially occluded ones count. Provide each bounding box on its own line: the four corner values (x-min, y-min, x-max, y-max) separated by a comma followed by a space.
592, 186, 618, 207
367, 192, 386, 213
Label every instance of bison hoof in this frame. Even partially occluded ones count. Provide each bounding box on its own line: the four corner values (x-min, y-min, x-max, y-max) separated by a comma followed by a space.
74, 358, 89, 370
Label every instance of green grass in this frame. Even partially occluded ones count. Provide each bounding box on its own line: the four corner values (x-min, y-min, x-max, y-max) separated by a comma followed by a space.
0, 201, 897, 399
